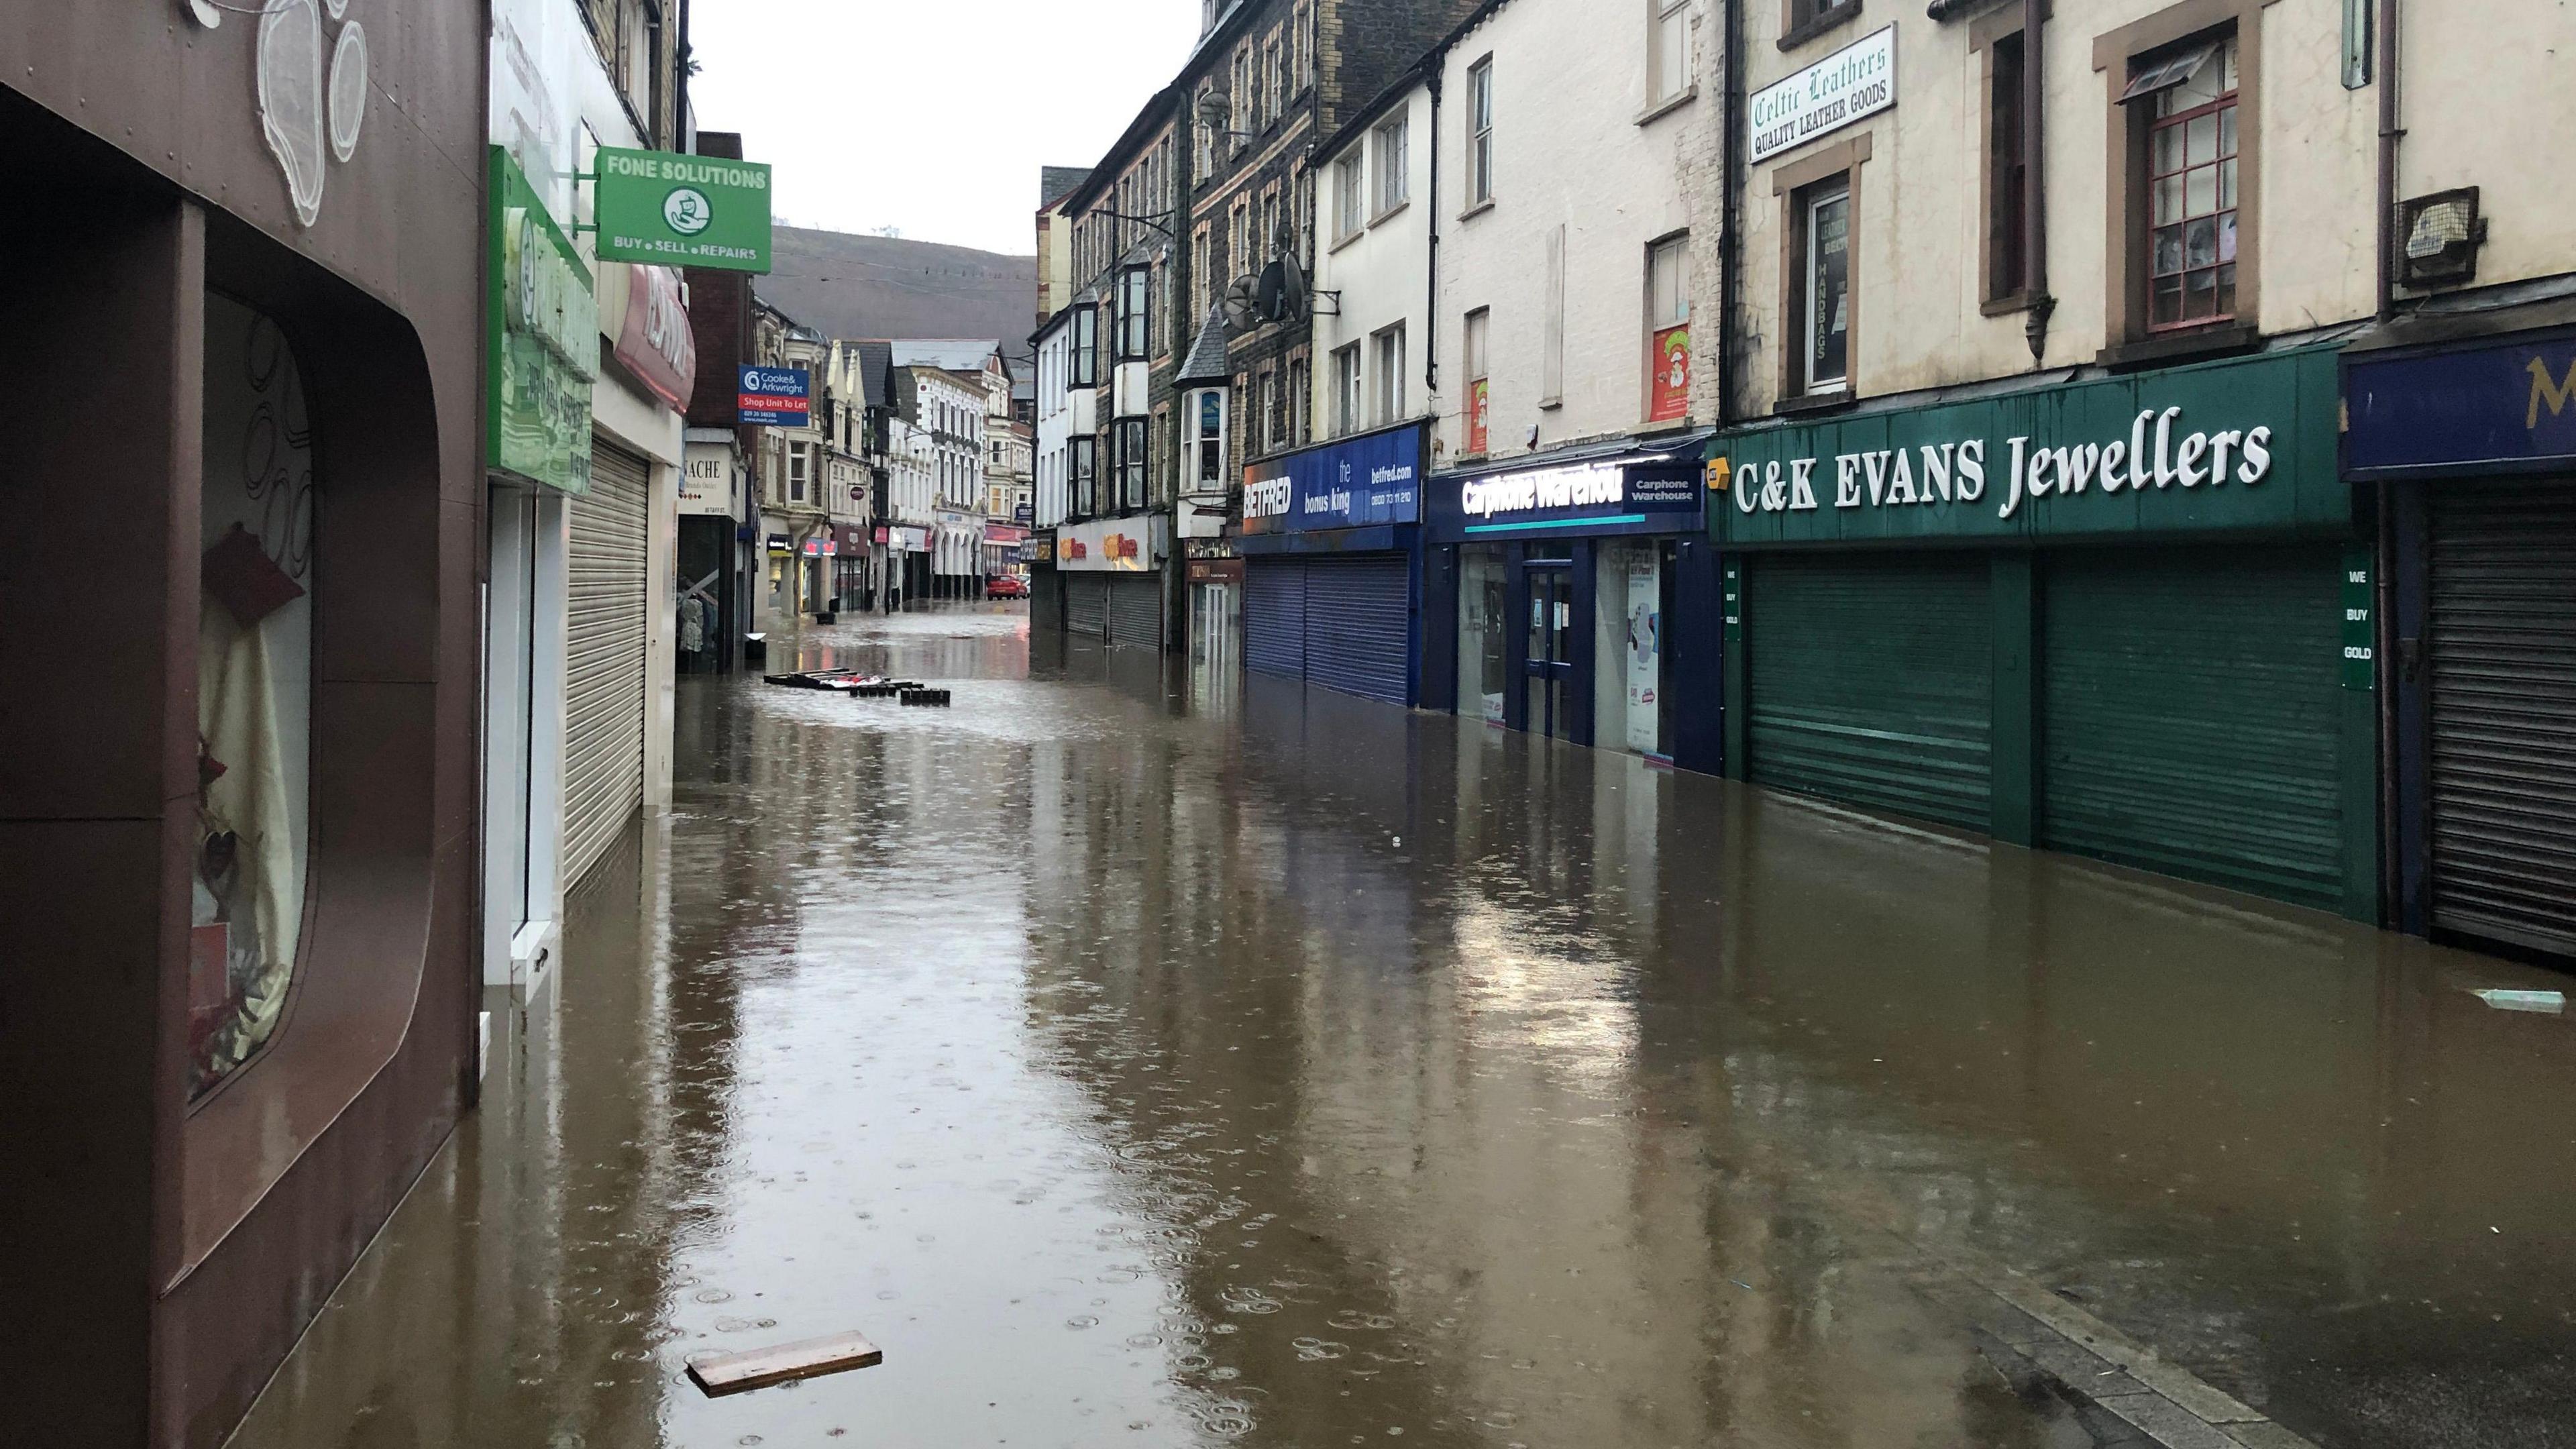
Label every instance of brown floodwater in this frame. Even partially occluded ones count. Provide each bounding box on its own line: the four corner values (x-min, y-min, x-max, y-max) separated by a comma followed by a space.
226, 606, 2576, 1449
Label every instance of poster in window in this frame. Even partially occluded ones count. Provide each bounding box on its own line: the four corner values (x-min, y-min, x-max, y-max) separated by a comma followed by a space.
1467, 378, 1491, 455
1650, 324, 1691, 423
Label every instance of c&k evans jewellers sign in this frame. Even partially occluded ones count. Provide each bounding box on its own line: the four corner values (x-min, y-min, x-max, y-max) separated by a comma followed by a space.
1712, 348, 2351, 545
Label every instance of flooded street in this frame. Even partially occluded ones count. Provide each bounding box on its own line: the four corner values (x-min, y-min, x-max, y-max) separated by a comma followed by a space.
229, 608, 2576, 1449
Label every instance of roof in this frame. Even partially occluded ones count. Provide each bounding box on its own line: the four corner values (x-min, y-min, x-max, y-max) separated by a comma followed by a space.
878, 339, 1008, 376
1040, 167, 1093, 207
857, 341, 895, 408
1175, 305, 1234, 386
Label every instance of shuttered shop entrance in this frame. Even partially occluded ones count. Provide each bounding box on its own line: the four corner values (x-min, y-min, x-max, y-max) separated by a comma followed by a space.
1243, 560, 1305, 680
2042, 547, 2344, 910
1066, 573, 1108, 640
1107, 573, 1162, 649
564, 439, 649, 888
2428, 481, 2576, 956
1240, 557, 1412, 704
1746, 554, 1992, 830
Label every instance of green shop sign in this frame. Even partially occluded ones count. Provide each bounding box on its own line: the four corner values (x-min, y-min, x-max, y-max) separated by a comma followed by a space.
489, 147, 597, 496
1712, 347, 2348, 545
595, 148, 773, 272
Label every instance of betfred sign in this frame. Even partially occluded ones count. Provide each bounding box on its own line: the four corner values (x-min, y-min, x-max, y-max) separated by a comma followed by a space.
739, 366, 810, 427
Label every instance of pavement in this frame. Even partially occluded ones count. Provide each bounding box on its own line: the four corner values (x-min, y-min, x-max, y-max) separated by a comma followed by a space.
225, 605, 2576, 1448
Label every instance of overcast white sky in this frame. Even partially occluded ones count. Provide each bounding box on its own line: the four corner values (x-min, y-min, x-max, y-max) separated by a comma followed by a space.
688, 0, 1202, 257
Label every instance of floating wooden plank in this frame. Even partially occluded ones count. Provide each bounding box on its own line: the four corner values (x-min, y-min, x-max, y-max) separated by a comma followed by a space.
686, 1330, 883, 1397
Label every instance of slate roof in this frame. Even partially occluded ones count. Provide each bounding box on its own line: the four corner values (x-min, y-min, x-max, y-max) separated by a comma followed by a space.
879, 339, 1008, 378
1175, 305, 1235, 387
1040, 167, 1093, 207
857, 341, 895, 409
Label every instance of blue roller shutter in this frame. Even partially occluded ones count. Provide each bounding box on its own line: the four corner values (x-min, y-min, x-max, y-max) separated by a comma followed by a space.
1746, 553, 1994, 830
1301, 556, 1413, 705
1244, 560, 1305, 679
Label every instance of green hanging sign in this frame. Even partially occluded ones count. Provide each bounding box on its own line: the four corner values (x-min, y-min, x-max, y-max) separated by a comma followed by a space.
488, 146, 596, 496
594, 148, 773, 272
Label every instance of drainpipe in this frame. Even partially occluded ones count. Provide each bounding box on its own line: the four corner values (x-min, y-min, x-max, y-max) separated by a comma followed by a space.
2021, 0, 2053, 365
1718, 0, 1743, 427
1426, 62, 1443, 404
2375, 0, 2402, 322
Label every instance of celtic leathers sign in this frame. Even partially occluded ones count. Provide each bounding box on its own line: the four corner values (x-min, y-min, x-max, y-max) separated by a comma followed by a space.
595, 148, 774, 272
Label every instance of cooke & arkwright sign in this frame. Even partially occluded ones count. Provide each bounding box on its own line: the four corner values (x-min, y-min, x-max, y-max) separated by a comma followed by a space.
1712, 347, 2349, 544
595, 147, 774, 272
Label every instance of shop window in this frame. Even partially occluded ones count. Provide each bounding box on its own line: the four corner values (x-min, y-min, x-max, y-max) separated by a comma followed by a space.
1332, 341, 1363, 437
1374, 115, 1410, 217
1464, 307, 1492, 455
1468, 59, 1496, 207
1648, 235, 1692, 423
1793, 176, 1852, 395
1651, 0, 1693, 105
1985, 29, 2029, 307
2131, 35, 2240, 330
1374, 323, 1407, 425
193, 295, 315, 1099
1457, 546, 1510, 724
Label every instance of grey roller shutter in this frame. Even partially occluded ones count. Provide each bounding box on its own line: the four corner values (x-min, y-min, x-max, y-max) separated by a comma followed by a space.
2042, 546, 2345, 911
1108, 572, 1161, 650
564, 439, 649, 888
1067, 572, 1108, 639
1746, 553, 1992, 830
2429, 481, 2576, 956
1301, 555, 1412, 704
1243, 560, 1306, 680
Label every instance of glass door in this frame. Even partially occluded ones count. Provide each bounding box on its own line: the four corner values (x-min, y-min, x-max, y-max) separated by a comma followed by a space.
1524, 564, 1575, 739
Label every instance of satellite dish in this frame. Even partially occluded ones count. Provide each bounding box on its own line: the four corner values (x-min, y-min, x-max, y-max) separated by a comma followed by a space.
1253, 256, 1311, 325
1197, 90, 1234, 128
1221, 274, 1261, 331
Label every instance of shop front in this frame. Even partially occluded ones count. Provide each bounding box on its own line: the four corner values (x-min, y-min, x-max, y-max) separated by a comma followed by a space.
1059, 515, 1167, 647
1424, 438, 1720, 767
877, 523, 929, 612
835, 524, 870, 612
1715, 346, 2375, 921
1237, 423, 1428, 706
2347, 325, 2576, 958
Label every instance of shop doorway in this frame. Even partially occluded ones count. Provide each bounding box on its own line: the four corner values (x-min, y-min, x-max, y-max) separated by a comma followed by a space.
1525, 563, 1576, 741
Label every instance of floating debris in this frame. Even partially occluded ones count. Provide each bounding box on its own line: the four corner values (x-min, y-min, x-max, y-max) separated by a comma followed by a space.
686, 1330, 882, 1397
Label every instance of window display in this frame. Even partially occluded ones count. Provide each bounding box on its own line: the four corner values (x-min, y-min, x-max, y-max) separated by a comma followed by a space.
192, 295, 314, 1098
1457, 545, 1509, 724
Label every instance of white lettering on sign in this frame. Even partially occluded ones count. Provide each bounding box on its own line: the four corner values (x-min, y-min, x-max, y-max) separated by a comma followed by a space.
1749, 26, 1898, 166
1462, 461, 1629, 518
1244, 474, 1293, 520
1737, 408, 2273, 518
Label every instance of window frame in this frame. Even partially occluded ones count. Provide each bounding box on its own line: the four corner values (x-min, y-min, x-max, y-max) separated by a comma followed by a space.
1796, 180, 1853, 396
1651, 0, 1695, 107
1334, 152, 1366, 242
1069, 435, 1097, 519
1069, 305, 1098, 388
1463, 307, 1492, 456
1780, 0, 1863, 52
1647, 234, 1693, 423
1978, 18, 2031, 310
1373, 323, 1407, 426
1331, 341, 1363, 437
1116, 417, 1149, 512
2140, 36, 2241, 333
1467, 59, 1496, 207
1115, 266, 1151, 363
1373, 115, 1410, 219
2096, 3, 2265, 358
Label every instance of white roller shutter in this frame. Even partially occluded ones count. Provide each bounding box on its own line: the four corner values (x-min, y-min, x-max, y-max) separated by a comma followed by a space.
564, 438, 649, 888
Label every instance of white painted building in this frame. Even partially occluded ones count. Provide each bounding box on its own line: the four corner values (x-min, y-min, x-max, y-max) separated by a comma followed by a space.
1311, 76, 1436, 443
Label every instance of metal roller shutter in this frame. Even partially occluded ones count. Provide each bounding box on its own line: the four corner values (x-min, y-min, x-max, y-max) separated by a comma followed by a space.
1244, 560, 1306, 680
2429, 481, 2576, 955
564, 439, 649, 888
1301, 555, 1412, 704
1747, 553, 1993, 830
1066, 573, 1108, 639
2043, 546, 2344, 910
1108, 573, 1162, 650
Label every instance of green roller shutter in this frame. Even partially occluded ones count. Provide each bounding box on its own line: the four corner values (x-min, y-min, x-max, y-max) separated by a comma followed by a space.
2041, 546, 2344, 910
1746, 553, 1993, 830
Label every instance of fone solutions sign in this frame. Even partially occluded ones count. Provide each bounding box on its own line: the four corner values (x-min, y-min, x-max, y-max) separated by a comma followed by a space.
1750, 25, 1896, 166
595, 148, 774, 272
